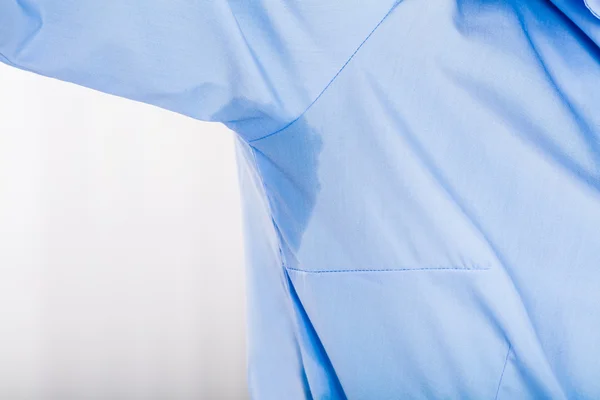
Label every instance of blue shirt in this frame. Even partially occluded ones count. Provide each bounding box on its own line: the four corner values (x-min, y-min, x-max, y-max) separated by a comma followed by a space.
2, 1, 600, 398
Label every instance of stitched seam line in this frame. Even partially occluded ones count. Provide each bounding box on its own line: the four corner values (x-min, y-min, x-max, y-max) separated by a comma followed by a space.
245, 144, 319, 398
248, 0, 402, 144
246, 145, 286, 268
494, 344, 512, 400
286, 266, 491, 274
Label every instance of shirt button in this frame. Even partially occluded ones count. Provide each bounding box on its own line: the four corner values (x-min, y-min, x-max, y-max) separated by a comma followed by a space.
585, 0, 600, 18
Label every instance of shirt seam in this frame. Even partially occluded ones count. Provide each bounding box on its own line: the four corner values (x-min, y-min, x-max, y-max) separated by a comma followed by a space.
285, 266, 491, 274
494, 343, 512, 400
248, 0, 402, 144
245, 143, 316, 396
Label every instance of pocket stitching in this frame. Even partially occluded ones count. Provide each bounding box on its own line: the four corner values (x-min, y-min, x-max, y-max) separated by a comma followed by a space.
285, 265, 491, 274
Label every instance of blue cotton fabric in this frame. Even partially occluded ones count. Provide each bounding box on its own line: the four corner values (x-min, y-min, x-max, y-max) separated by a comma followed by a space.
2, 1, 600, 398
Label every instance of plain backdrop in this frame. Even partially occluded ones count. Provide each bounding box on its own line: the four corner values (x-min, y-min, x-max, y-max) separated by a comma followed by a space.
0, 63, 248, 399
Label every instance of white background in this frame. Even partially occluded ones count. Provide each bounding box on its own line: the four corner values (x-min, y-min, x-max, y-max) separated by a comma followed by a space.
0, 63, 248, 399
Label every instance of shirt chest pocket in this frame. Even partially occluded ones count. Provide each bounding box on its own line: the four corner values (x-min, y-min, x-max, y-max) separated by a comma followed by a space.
250, 118, 497, 274
260, 158, 497, 274
283, 198, 496, 274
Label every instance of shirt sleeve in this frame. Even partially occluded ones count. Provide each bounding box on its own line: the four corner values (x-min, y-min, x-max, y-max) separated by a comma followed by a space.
0, 1, 281, 127
0, 0, 400, 140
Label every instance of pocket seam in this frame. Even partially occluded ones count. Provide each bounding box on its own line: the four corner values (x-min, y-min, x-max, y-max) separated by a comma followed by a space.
285, 265, 491, 274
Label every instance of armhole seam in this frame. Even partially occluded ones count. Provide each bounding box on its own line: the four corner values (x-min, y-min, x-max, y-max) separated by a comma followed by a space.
248, 0, 402, 144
